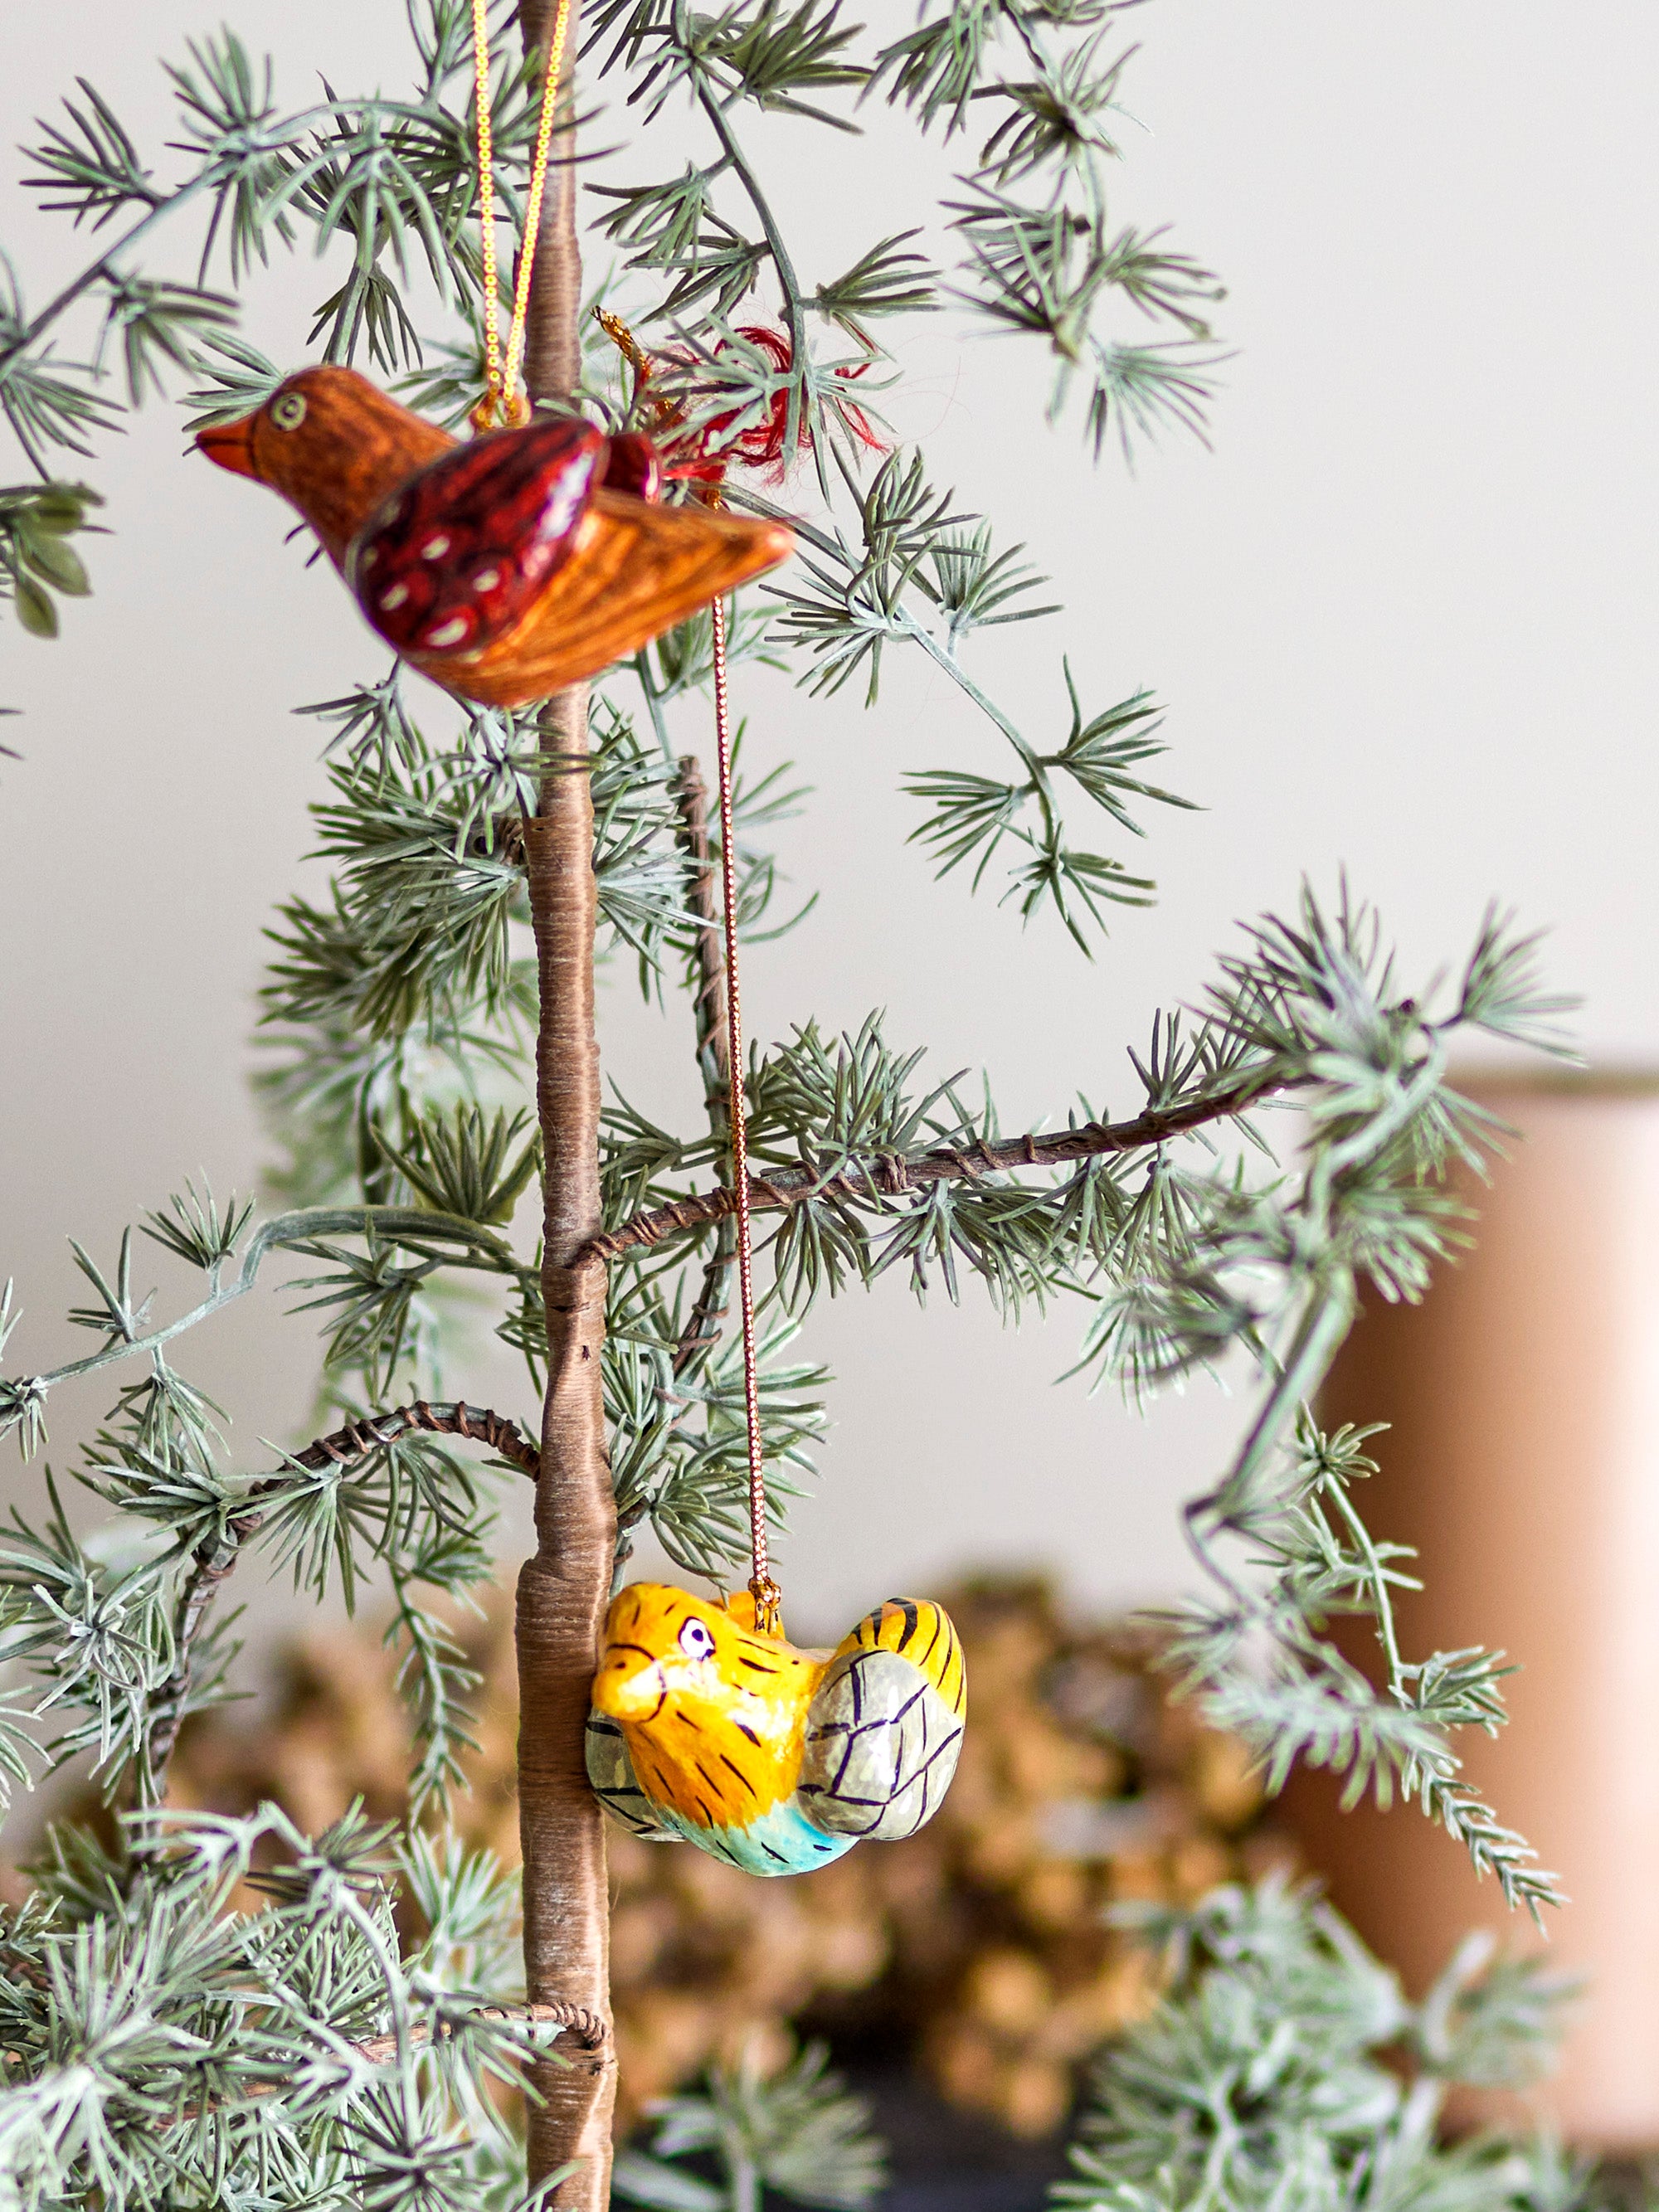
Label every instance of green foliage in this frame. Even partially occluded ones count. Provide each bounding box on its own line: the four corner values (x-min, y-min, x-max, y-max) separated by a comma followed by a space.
615, 2042, 884, 2212
95, 274, 236, 403
607, 1291, 826, 1582
0, 1805, 562, 2211
1057, 1877, 1608, 2212
1136, 903, 1574, 1918
0, 7, 547, 636
586, 891, 1575, 1913
0, 1203, 531, 1822
0, 0, 1223, 952
382, 1105, 541, 1228
0, 481, 99, 637
904, 664, 1186, 951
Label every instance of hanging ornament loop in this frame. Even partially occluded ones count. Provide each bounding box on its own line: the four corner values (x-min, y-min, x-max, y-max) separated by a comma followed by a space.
585, 304, 784, 1628
709, 583, 782, 1636
469, 0, 573, 432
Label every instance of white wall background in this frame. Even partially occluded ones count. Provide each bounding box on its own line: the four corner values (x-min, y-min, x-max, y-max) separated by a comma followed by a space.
2, 4, 1656, 1688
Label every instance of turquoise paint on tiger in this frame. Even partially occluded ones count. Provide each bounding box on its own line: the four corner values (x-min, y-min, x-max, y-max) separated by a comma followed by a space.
586, 1583, 968, 1877
649, 1793, 858, 1876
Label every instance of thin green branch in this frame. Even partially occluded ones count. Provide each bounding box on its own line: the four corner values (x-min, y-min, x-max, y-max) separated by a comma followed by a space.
3, 81, 460, 370
6, 1207, 519, 1418
728, 483, 1042, 767
5, 182, 213, 364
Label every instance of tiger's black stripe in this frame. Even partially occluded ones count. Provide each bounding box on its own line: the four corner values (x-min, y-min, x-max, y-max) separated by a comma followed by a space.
843, 1599, 966, 1718
718, 1752, 757, 1796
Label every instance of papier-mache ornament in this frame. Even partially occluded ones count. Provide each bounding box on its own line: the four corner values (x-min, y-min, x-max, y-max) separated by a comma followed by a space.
585, 1583, 967, 1875
195, 0, 791, 707
195, 365, 792, 708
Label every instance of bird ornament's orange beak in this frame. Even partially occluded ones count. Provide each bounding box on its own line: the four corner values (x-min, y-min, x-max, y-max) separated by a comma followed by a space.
194, 417, 260, 479
194, 365, 793, 708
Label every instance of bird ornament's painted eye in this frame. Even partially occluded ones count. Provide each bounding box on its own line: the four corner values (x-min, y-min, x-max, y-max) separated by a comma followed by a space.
270, 391, 308, 431
677, 1616, 716, 1661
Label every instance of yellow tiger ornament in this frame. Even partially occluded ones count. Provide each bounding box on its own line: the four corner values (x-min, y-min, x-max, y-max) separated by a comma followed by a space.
586, 1584, 967, 1875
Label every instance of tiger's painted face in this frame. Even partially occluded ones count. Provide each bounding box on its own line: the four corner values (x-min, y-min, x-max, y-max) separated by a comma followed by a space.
591, 1582, 826, 1830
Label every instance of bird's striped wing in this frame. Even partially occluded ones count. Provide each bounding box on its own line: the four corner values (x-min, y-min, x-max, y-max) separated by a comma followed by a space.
796, 1599, 967, 1842
410, 489, 793, 708
585, 1709, 681, 1842
347, 415, 605, 658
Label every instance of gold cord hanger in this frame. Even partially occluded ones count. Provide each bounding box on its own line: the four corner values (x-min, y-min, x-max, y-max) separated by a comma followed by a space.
709, 586, 781, 1635
469, 0, 574, 430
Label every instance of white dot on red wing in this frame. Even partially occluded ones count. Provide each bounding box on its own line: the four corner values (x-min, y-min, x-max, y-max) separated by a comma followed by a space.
360, 547, 379, 567
424, 615, 471, 649
421, 534, 451, 560
472, 567, 501, 592
379, 583, 410, 611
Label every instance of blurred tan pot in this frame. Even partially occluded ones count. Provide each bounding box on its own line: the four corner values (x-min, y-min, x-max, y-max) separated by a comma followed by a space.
1281, 1072, 1659, 2150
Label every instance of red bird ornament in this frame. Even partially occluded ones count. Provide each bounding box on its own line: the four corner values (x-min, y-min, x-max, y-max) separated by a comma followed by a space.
196, 366, 793, 707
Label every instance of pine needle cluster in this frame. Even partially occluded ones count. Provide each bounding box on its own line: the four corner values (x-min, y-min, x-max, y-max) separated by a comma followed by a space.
1060, 1877, 1620, 2212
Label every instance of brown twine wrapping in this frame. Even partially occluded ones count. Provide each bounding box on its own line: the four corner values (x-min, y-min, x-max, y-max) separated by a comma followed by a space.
519, 763, 619, 2202
508, 1, 618, 2183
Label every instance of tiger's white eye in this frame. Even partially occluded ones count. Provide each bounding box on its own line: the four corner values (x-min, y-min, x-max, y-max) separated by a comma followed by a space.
270, 391, 308, 431
677, 1617, 715, 1661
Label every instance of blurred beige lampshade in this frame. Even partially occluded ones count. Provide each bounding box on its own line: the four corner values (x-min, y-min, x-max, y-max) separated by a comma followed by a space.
1281, 1073, 1659, 2149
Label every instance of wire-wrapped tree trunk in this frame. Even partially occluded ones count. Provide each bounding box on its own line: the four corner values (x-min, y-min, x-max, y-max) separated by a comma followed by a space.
513, 4, 619, 2200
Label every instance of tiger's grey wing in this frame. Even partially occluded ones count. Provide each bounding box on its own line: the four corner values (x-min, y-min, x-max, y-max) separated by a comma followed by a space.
796, 1640, 965, 1842
585, 1710, 681, 1841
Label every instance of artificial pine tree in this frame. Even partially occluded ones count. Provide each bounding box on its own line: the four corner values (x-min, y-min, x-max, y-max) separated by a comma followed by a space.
0, 3, 1575, 2206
